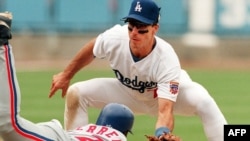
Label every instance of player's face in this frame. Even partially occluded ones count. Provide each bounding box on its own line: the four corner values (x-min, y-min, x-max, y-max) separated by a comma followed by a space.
128, 21, 159, 54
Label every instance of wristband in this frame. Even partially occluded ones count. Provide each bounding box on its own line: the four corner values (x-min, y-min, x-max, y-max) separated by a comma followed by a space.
155, 127, 170, 137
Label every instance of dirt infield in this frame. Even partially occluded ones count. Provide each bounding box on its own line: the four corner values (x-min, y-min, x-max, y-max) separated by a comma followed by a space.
10, 33, 250, 71
6, 34, 250, 70
14, 57, 250, 72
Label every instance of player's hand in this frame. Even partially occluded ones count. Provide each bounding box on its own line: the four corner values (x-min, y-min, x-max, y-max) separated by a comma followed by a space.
159, 133, 181, 141
145, 132, 181, 141
49, 72, 71, 98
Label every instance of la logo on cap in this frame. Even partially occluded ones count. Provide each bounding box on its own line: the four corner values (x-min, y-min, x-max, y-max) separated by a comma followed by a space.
134, 2, 142, 12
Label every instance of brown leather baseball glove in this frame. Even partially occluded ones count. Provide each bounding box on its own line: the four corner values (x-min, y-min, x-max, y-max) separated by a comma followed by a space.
145, 132, 181, 141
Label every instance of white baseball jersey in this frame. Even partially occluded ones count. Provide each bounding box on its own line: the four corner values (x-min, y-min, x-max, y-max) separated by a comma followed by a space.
93, 24, 181, 102
68, 124, 126, 141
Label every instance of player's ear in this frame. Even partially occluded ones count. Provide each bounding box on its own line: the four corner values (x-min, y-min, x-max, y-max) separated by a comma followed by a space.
152, 24, 159, 34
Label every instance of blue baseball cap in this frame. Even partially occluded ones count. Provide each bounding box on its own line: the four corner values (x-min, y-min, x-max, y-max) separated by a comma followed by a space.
122, 0, 161, 25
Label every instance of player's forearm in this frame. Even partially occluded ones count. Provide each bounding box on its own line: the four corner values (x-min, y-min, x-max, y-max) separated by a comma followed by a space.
155, 98, 175, 136
156, 111, 174, 131
63, 38, 96, 79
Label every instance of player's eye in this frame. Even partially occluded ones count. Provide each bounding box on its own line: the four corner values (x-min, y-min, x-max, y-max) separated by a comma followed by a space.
128, 26, 149, 34
138, 29, 149, 34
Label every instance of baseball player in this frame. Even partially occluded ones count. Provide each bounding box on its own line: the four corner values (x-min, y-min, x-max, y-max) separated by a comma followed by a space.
49, 0, 227, 141
0, 12, 134, 141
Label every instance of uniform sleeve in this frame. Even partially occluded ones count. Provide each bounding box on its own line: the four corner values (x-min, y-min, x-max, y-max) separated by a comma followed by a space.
93, 32, 106, 59
93, 24, 128, 59
156, 66, 181, 102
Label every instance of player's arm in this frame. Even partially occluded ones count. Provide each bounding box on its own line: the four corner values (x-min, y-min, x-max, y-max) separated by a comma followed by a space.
155, 98, 175, 137
49, 38, 96, 98
62, 37, 96, 79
